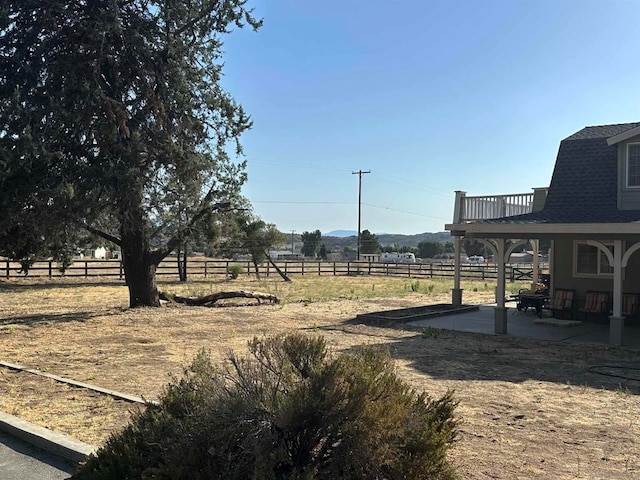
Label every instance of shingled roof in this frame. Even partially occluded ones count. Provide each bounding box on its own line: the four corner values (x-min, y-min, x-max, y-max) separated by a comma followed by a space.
484, 122, 640, 224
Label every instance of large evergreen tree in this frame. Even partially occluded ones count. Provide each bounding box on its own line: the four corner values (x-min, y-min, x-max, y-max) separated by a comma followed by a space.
300, 230, 322, 257
359, 229, 380, 254
0, 1, 260, 306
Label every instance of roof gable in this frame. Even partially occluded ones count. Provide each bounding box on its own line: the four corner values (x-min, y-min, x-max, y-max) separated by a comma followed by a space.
607, 124, 640, 146
482, 122, 640, 224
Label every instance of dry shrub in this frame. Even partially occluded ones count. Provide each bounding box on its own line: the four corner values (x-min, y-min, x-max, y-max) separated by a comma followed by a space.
72, 333, 459, 480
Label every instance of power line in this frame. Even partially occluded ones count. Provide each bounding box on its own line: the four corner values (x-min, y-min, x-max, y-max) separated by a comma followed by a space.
370, 172, 451, 197
362, 202, 450, 221
248, 159, 352, 172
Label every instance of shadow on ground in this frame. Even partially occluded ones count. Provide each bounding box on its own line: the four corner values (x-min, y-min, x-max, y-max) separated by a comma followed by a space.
323, 318, 640, 396
0, 311, 96, 326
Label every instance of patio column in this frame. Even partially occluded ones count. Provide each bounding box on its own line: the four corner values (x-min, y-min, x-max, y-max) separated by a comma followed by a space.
609, 239, 624, 346
532, 239, 539, 286
452, 235, 463, 305
495, 238, 507, 334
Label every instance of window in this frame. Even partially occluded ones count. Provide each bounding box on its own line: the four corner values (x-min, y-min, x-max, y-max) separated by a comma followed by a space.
626, 143, 640, 187
574, 242, 613, 277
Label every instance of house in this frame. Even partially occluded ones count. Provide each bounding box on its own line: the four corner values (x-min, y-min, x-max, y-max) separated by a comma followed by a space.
446, 122, 640, 346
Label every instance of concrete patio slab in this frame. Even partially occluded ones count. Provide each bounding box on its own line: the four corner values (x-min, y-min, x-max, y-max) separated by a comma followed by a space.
408, 304, 640, 349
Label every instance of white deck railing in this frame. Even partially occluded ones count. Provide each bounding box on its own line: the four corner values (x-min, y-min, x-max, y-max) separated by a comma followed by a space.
453, 191, 534, 223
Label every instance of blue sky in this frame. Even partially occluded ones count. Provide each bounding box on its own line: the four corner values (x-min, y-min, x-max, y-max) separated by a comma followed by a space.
220, 0, 640, 235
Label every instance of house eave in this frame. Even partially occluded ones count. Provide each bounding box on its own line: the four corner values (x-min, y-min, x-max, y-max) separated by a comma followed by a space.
607, 125, 640, 146
445, 222, 640, 239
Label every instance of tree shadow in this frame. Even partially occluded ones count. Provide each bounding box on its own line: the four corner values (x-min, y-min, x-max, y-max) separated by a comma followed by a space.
0, 311, 96, 326
321, 319, 640, 396
0, 279, 125, 293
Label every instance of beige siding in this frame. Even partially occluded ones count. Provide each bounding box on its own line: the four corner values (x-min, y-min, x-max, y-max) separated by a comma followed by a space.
553, 238, 640, 308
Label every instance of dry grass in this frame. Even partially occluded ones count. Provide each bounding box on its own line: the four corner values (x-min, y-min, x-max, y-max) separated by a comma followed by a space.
0, 275, 639, 479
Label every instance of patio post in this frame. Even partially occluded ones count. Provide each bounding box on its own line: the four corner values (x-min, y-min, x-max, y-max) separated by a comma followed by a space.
494, 238, 507, 334
452, 235, 463, 305
609, 239, 624, 346
532, 239, 539, 286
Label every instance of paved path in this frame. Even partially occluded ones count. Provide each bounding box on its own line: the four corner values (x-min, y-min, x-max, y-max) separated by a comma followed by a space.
0, 431, 75, 480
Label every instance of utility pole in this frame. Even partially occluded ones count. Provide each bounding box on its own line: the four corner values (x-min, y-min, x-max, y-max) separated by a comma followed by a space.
352, 169, 370, 260
290, 230, 296, 255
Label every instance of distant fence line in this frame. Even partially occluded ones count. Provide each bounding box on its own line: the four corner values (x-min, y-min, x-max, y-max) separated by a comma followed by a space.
1, 259, 544, 283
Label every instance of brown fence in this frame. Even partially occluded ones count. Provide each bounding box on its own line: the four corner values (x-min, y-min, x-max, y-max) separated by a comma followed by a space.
1, 259, 539, 282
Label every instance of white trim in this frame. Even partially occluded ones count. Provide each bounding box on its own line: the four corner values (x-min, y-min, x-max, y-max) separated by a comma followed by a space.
625, 143, 640, 189
607, 125, 640, 146
622, 241, 640, 267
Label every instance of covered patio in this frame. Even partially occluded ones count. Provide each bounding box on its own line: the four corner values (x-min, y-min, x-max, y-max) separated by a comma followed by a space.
446, 190, 640, 347
408, 304, 640, 350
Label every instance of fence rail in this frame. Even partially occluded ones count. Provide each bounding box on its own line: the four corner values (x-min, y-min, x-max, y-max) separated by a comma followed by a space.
1, 259, 542, 283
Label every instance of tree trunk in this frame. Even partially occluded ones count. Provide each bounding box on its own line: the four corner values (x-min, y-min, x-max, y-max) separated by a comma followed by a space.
121, 235, 160, 307
119, 188, 160, 308
180, 246, 188, 282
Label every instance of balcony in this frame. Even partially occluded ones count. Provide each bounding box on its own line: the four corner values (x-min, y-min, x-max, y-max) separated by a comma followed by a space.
452, 188, 548, 224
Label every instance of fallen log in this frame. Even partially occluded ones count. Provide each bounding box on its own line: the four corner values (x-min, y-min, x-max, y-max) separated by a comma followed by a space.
160, 290, 280, 307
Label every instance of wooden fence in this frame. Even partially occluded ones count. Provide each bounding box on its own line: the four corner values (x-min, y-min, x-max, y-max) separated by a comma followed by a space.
1, 259, 543, 283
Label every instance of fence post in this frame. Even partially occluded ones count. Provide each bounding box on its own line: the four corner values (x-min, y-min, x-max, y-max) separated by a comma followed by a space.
204, 261, 208, 278
333, 262, 336, 276
5, 260, 8, 278
301, 261, 304, 276
284, 262, 288, 276
347, 262, 350, 275
48, 261, 53, 278
85, 261, 89, 278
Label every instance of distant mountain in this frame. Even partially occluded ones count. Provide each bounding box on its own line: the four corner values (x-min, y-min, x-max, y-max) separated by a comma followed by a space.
325, 230, 357, 237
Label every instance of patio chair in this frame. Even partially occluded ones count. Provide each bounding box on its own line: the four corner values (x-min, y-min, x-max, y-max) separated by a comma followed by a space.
546, 288, 574, 319
579, 291, 609, 321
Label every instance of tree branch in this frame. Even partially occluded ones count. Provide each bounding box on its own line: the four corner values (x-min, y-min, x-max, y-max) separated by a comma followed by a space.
84, 224, 122, 247
149, 188, 229, 264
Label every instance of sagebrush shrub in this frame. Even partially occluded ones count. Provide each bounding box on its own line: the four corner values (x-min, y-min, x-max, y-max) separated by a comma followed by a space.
72, 334, 459, 480
227, 264, 244, 279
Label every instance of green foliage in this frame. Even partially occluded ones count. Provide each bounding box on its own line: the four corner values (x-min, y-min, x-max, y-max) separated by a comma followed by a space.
300, 230, 322, 257
417, 240, 444, 259
227, 264, 244, 279
422, 326, 441, 339
221, 215, 286, 278
73, 334, 459, 480
318, 243, 327, 260
359, 229, 381, 254
0, 0, 259, 306
463, 239, 490, 258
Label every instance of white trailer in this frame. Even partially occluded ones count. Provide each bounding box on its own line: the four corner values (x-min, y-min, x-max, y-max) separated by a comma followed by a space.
380, 252, 416, 263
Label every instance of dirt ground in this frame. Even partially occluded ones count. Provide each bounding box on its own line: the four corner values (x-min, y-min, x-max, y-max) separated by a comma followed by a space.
0, 276, 639, 479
